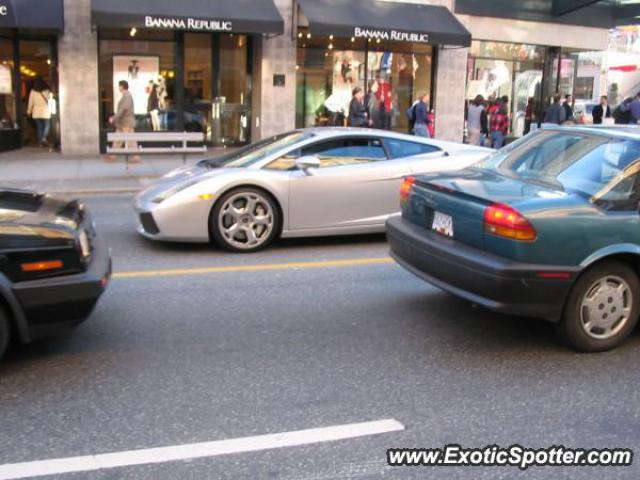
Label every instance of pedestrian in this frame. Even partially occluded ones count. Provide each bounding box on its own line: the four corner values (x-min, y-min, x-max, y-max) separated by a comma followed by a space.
489, 97, 509, 149
562, 94, 574, 123
613, 97, 633, 124
347, 86, 368, 127
524, 97, 535, 135
412, 93, 430, 138
147, 81, 160, 131
27, 77, 53, 148
620, 92, 640, 124
591, 95, 611, 125
365, 80, 381, 129
543, 93, 566, 125
105, 80, 140, 163
466, 95, 488, 146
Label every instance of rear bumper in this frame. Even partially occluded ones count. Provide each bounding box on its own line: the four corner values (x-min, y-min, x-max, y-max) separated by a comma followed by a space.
11, 231, 111, 335
386, 216, 578, 320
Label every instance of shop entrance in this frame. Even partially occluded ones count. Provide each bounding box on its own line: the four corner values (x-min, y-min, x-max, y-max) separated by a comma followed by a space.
183, 33, 251, 146
18, 38, 59, 147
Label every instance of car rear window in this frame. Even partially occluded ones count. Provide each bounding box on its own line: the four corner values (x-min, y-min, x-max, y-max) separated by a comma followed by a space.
476, 130, 640, 198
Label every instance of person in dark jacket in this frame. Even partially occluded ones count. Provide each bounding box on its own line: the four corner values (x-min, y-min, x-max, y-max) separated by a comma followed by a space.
348, 86, 368, 127
147, 81, 160, 131
613, 97, 633, 124
365, 80, 382, 129
543, 94, 566, 125
591, 95, 611, 125
562, 94, 574, 123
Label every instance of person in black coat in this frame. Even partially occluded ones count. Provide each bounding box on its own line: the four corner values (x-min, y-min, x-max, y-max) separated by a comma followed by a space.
562, 94, 574, 123
348, 87, 368, 127
592, 95, 611, 125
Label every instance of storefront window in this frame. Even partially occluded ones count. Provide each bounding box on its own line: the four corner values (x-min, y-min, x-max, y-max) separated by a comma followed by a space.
0, 37, 16, 131
296, 34, 367, 128
184, 33, 212, 136
295, 31, 432, 133
218, 34, 250, 144
367, 41, 432, 133
467, 40, 544, 137
99, 29, 177, 133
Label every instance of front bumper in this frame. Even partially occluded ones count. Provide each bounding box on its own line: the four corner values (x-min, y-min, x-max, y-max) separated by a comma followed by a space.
386, 216, 579, 320
11, 230, 112, 334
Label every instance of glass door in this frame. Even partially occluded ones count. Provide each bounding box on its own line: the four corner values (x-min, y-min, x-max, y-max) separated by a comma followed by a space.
215, 34, 250, 146
18, 39, 58, 147
183, 33, 251, 146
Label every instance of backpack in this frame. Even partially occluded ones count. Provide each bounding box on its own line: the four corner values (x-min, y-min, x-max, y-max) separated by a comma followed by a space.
405, 103, 417, 128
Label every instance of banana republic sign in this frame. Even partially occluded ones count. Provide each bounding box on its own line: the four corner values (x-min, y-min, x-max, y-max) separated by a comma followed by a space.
353, 27, 429, 43
144, 15, 232, 32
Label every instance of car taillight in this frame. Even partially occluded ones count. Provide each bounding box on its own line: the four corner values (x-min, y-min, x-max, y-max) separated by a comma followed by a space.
400, 176, 416, 202
484, 203, 537, 241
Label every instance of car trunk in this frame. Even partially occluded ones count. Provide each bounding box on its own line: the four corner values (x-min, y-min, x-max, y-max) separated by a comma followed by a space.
404, 168, 563, 251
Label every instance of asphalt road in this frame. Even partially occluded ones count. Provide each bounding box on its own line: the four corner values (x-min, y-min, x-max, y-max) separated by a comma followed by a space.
1, 195, 640, 480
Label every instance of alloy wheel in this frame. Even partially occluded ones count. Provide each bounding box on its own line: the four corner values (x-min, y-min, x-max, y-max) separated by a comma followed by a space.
217, 191, 274, 250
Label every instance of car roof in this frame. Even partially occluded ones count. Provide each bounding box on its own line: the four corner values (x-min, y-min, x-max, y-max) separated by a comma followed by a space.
542, 125, 640, 141
296, 127, 489, 152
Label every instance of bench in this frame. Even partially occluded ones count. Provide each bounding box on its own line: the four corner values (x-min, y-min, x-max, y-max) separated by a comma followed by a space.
106, 131, 207, 168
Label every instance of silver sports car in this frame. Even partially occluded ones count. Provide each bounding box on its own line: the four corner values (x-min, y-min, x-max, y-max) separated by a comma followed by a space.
134, 128, 489, 252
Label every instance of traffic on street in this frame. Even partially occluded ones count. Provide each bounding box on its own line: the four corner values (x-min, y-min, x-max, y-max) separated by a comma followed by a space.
1, 186, 640, 479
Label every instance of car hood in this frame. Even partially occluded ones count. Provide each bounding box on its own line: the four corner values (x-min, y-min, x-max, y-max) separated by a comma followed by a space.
0, 188, 83, 230
136, 164, 248, 203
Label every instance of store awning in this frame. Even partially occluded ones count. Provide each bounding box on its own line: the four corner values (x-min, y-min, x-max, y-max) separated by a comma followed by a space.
0, 0, 64, 31
297, 0, 471, 47
91, 0, 284, 35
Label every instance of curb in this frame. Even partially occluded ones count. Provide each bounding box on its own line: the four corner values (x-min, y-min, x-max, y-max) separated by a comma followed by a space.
46, 188, 141, 196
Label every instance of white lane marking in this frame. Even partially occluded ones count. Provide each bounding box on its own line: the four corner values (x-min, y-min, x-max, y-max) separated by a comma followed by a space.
0, 419, 404, 480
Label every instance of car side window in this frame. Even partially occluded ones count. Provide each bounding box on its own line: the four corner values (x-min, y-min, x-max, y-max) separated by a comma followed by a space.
300, 138, 387, 168
384, 139, 440, 159
263, 149, 300, 171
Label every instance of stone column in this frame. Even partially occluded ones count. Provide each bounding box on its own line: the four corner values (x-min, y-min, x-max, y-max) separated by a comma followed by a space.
257, 0, 297, 138
433, 46, 468, 142
58, 0, 100, 155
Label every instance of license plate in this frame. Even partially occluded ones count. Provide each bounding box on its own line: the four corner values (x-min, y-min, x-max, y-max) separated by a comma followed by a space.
432, 211, 453, 237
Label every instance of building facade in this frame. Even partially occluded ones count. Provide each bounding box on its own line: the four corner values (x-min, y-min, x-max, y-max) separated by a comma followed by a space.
0, 0, 629, 155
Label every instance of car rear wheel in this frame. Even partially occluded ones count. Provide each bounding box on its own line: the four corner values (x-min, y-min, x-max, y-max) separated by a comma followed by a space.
0, 306, 10, 361
210, 188, 280, 253
558, 261, 640, 352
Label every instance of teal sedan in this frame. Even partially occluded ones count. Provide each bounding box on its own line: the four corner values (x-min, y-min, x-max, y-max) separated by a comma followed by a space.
387, 126, 640, 352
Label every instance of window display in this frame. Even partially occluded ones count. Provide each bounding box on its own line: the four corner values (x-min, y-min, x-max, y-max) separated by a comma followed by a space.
295, 31, 432, 134
0, 37, 15, 130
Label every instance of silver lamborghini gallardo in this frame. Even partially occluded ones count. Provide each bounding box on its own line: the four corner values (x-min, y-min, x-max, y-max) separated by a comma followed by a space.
134, 128, 489, 252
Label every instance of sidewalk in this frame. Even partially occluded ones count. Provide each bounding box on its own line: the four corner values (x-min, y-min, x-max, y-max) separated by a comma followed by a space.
0, 147, 231, 195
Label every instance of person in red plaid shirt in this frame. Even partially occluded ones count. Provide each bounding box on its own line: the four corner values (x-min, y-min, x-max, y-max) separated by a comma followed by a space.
490, 96, 509, 149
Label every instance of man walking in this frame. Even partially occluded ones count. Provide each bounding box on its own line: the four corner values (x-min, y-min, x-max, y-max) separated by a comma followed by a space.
105, 80, 139, 163
563, 94, 574, 123
489, 97, 509, 149
543, 94, 566, 126
592, 95, 611, 125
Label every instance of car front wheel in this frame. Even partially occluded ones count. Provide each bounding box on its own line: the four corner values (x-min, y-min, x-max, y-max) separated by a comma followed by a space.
558, 261, 640, 352
210, 188, 280, 253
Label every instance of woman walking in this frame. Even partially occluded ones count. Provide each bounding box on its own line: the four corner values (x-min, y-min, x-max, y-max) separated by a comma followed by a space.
27, 77, 53, 148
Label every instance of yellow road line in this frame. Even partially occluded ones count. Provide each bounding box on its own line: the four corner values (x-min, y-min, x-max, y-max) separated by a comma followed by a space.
114, 257, 394, 279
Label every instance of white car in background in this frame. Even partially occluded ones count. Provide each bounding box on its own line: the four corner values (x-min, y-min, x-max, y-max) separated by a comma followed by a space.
134, 128, 491, 252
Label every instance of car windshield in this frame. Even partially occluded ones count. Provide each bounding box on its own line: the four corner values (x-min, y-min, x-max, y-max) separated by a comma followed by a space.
475, 130, 640, 198
200, 131, 312, 169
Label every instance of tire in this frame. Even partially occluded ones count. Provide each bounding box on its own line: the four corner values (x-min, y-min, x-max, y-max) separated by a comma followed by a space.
210, 187, 281, 253
0, 305, 10, 361
557, 261, 640, 352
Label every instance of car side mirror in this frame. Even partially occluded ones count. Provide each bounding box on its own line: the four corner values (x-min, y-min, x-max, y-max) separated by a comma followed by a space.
294, 155, 321, 175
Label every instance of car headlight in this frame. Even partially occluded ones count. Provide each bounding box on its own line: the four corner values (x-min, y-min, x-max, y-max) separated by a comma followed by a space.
152, 180, 199, 204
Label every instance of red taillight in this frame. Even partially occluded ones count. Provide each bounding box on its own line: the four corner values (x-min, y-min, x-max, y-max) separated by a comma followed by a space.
483, 203, 537, 241
21, 260, 64, 272
400, 176, 416, 202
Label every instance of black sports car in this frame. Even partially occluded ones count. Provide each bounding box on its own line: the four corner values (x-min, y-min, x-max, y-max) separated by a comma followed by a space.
0, 189, 111, 359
